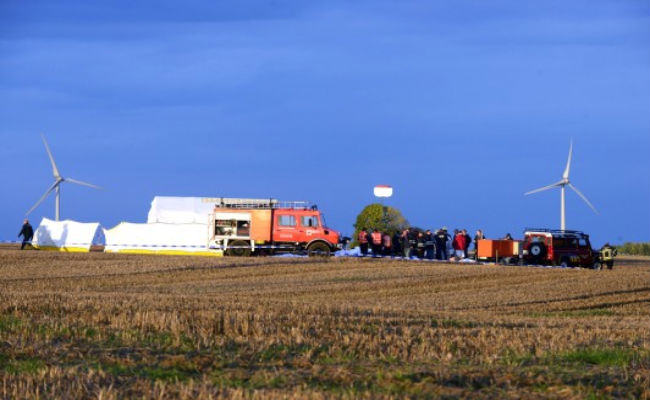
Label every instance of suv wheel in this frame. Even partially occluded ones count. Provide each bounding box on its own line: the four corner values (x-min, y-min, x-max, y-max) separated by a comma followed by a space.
528, 243, 546, 264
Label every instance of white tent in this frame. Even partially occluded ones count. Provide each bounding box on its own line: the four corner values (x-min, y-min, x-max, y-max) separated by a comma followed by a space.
104, 222, 221, 256
147, 196, 218, 224
32, 217, 105, 252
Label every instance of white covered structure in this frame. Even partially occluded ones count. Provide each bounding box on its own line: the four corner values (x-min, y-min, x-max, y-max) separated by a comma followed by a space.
103, 222, 219, 256
147, 196, 218, 224
32, 217, 105, 252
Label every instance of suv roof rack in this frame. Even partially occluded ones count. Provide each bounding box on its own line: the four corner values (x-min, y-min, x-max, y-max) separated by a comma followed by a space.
524, 228, 587, 236
214, 198, 314, 210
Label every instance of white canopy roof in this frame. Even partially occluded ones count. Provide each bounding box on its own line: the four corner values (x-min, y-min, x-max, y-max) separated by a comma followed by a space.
146, 196, 217, 224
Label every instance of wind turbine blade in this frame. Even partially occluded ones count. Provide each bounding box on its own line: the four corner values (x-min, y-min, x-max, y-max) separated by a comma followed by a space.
524, 180, 563, 195
41, 134, 61, 178
25, 181, 60, 216
563, 139, 573, 180
568, 183, 599, 215
66, 178, 102, 190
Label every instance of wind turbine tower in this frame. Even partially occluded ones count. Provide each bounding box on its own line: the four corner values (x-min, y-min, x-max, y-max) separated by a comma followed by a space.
524, 140, 598, 230
26, 135, 102, 221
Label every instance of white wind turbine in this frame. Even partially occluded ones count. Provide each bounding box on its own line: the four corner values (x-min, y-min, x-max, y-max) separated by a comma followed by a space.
25, 135, 102, 221
524, 140, 598, 230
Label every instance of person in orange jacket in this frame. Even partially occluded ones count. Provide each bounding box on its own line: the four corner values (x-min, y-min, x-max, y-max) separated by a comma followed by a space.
370, 229, 383, 257
358, 228, 369, 256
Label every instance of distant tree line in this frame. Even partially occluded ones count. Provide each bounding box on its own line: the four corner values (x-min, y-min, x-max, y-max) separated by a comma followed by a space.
615, 242, 650, 256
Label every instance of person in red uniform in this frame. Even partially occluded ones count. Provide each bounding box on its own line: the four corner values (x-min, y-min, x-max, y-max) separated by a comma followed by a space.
370, 229, 383, 257
358, 228, 369, 256
453, 231, 468, 259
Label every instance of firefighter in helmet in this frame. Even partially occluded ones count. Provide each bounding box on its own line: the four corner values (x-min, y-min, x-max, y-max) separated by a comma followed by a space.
600, 243, 617, 269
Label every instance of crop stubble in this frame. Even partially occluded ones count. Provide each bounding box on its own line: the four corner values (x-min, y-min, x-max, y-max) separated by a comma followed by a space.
0, 250, 648, 399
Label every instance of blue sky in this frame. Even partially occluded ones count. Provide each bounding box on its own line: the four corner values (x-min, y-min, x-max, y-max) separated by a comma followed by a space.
1, 0, 648, 246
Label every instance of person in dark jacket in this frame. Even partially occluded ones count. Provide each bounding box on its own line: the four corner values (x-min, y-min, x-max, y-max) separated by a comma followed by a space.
18, 219, 34, 250
424, 229, 435, 260
392, 231, 402, 257
473, 229, 485, 260
401, 229, 410, 258
416, 231, 426, 259
358, 228, 369, 256
435, 228, 449, 260
408, 228, 418, 258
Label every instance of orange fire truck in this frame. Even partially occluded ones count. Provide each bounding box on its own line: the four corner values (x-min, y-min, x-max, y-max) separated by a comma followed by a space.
208, 198, 341, 256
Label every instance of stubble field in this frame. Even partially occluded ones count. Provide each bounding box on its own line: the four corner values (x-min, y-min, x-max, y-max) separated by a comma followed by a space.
0, 249, 648, 399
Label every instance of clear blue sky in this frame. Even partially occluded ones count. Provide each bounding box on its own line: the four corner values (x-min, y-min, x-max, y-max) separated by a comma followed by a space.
1, 0, 648, 246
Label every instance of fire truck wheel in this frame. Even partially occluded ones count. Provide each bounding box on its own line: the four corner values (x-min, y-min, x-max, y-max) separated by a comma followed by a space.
592, 262, 602, 270
559, 257, 571, 268
227, 240, 252, 257
307, 242, 331, 257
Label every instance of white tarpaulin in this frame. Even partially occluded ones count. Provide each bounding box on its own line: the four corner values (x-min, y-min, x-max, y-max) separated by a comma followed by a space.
147, 196, 217, 224
104, 222, 221, 256
32, 217, 105, 252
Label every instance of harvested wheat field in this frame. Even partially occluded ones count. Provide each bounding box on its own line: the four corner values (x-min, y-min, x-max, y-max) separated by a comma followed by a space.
0, 250, 648, 399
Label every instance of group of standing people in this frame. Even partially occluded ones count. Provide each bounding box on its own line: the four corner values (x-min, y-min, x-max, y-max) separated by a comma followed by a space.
357, 227, 486, 260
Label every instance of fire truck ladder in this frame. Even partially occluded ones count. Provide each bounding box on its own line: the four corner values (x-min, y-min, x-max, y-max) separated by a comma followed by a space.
215, 198, 313, 210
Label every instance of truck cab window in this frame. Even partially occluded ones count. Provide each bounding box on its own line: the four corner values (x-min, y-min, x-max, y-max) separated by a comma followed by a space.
278, 215, 296, 227
301, 216, 319, 228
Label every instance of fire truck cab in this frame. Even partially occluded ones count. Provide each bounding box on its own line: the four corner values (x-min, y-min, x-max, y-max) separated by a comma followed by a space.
208, 198, 340, 256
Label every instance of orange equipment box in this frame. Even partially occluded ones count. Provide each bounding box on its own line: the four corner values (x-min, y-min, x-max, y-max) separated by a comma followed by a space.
477, 239, 518, 258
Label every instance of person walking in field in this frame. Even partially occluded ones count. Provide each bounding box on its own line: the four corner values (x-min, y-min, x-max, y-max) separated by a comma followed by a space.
358, 228, 369, 256
18, 219, 34, 250
370, 229, 383, 257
